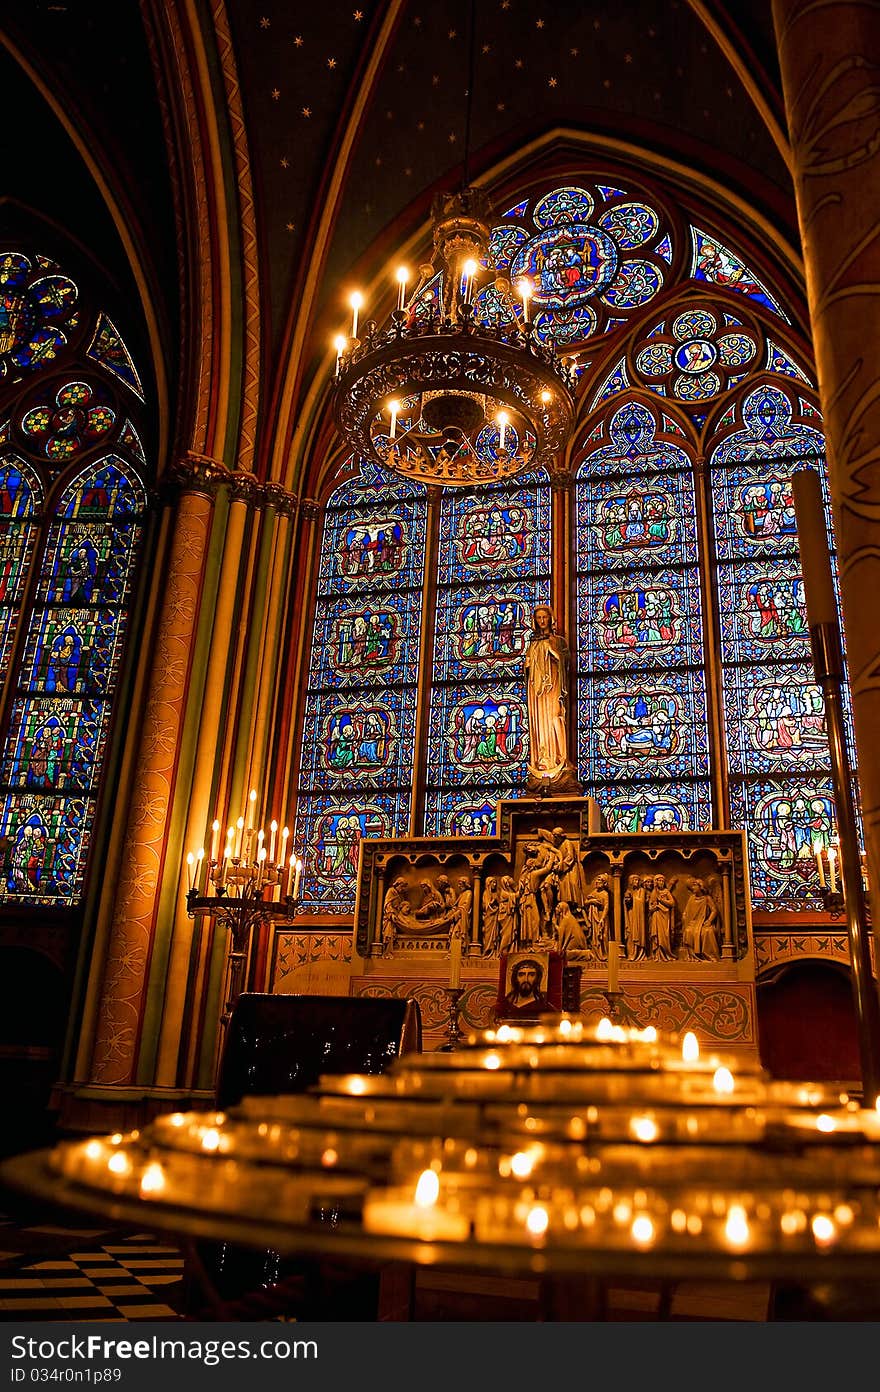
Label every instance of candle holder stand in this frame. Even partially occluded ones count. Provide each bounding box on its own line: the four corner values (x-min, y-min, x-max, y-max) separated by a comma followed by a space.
186, 878, 298, 1029
439, 987, 465, 1051
602, 988, 640, 1026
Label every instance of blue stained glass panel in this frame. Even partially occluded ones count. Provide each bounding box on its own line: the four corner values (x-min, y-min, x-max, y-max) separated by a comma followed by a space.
575, 470, 698, 570
690, 228, 788, 319
579, 669, 709, 783
422, 793, 500, 838
298, 688, 416, 792
590, 781, 713, 833
730, 777, 835, 907
1, 792, 96, 902
437, 475, 551, 580
713, 463, 823, 561
723, 663, 830, 776
317, 464, 426, 597
293, 793, 408, 913
427, 683, 529, 788
711, 385, 824, 463
579, 565, 704, 672
433, 583, 544, 682
58, 455, 146, 518
533, 186, 595, 227
0, 453, 41, 685
314, 591, 421, 688
717, 558, 809, 665
2, 696, 110, 790
39, 521, 141, 606
21, 606, 128, 696
575, 400, 693, 477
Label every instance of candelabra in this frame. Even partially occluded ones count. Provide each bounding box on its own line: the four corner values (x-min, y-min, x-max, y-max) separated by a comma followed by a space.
185, 817, 303, 1028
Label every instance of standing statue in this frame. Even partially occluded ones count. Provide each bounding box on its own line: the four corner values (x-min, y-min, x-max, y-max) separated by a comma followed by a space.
583, 873, 611, 958
524, 605, 581, 794
381, 876, 409, 953
679, 876, 722, 960
648, 873, 677, 960
455, 876, 473, 943
624, 873, 648, 960
482, 875, 500, 955
497, 875, 517, 954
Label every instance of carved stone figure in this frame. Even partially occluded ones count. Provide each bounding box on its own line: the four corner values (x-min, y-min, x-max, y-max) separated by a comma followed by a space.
624, 873, 648, 960
381, 876, 409, 952
648, 872, 677, 960
482, 875, 500, 955
679, 876, 722, 960
583, 873, 611, 957
455, 875, 473, 942
537, 825, 586, 908
515, 846, 544, 945
497, 875, 517, 954
553, 900, 588, 955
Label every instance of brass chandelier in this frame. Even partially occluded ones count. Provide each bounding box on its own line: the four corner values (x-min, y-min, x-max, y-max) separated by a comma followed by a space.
332, 187, 577, 488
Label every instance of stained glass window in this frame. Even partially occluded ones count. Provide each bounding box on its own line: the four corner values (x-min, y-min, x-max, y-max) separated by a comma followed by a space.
424, 472, 552, 836
294, 459, 427, 912
477, 181, 674, 348
710, 383, 838, 906
0, 247, 149, 905
575, 400, 712, 832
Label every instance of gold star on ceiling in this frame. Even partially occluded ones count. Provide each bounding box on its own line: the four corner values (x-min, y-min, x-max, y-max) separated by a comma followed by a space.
260, 16, 270, 27
448, 131, 457, 142
497, 101, 505, 111
514, 57, 523, 68
353, 8, 363, 18
327, 57, 337, 68
501, 0, 509, 8
570, 47, 579, 56
536, 17, 545, 28
482, 42, 490, 53
417, 120, 425, 130
294, 34, 303, 46
448, 28, 456, 38
432, 73, 440, 85
548, 76, 557, 87
302, 106, 312, 117
286, 222, 295, 231
271, 88, 280, 99
280, 156, 289, 168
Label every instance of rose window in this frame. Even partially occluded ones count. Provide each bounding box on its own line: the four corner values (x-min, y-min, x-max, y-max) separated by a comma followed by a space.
632, 307, 759, 402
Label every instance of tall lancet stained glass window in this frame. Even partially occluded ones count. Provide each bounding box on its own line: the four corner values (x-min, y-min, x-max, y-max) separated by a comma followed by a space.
294, 459, 427, 912
710, 382, 839, 907
0, 248, 149, 904
574, 400, 712, 834
424, 471, 552, 836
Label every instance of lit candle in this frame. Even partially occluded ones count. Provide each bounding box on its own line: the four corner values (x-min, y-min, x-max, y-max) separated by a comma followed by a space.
269, 820, 278, 864
516, 276, 533, 323
814, 839, 826, 888
792, 468, 837, 628
257, 846, 267, 888
607, 939, 620, 994
540, 389, 551, 406
497, 410, 509, 452
828, 845, 838, 894
389, 398, 399, 440
235, 816, 244, 860
462, 258, 477, 305
247, 788, 257, 831
224, 826, 234, 868
449, 933, 462, 988
196, 847, 205, 893
334, 334, 347, 371
280, 825, 289, 866
349, 291, 362, 339
210, 819, 220, 864
293, 855, 303, 900
396, 265, 409, 311
186, 851, 195, 892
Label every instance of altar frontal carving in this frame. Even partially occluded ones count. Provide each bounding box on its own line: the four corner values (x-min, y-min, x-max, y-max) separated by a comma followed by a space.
355, 797, 752, 970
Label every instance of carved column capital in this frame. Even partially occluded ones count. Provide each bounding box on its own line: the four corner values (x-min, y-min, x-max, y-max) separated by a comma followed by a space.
299, 497, 322, 524
169, 452, 230, 498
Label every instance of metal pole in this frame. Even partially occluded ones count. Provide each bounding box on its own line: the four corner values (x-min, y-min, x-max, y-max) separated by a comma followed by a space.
793, 467, 880, 1100
810, 622, 880, 1101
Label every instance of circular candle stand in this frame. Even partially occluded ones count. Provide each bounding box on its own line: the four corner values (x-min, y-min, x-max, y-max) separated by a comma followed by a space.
11, 1017, 880, 1319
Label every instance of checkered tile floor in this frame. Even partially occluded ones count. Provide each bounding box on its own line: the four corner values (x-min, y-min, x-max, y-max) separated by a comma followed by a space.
0, 1213, 185, 1321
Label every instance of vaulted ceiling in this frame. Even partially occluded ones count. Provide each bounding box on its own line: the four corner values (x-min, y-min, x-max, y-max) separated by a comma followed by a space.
2, 0, 800, 476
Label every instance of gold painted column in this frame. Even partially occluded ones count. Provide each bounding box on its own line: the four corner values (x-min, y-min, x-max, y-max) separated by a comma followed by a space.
772, 0, 880, 941
85, 460, 220, 1086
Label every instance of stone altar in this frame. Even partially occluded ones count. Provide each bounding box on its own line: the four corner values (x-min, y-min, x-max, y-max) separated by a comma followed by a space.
350, 798, 758, 1056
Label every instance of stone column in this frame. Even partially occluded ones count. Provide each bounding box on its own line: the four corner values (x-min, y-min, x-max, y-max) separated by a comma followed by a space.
85, 460, 220, 1086
721, 859, 735, 960
772, 2, 880, 950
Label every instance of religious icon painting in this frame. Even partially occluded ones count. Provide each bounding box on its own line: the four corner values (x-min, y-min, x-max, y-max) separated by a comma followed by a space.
496, 950, 562, 1021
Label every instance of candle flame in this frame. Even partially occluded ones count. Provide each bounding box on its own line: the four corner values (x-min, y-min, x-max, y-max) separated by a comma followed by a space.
349, 291, 363, 309
682, 1031, 699, 1062
713, 1066, 735, 1095
414, 1169, 440, 1208
725, 1204, 749, 1246
525, 1204, 549, 1236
